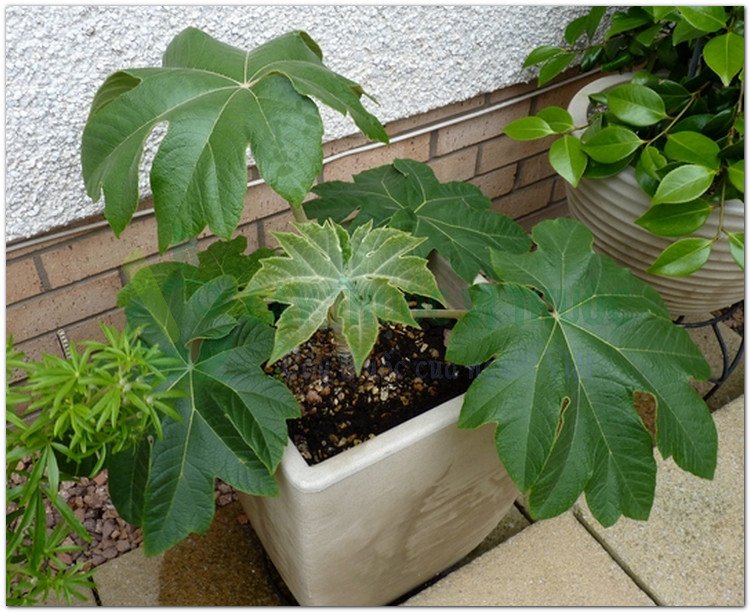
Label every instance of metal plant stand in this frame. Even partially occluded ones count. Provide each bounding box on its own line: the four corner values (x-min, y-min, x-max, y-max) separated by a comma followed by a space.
674, 301, 745, 401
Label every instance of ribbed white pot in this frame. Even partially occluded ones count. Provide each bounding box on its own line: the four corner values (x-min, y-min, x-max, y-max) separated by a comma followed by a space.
566, 74, 745, 316
239, 256, 517, 606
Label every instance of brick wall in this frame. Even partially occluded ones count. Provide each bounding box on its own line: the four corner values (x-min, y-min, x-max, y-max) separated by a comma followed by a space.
6, 70, 599, 378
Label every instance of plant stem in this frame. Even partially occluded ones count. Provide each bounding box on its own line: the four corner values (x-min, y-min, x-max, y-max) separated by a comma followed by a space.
290, 203, 308, 223
326, 305, 355, 375
410, 308, 467, 320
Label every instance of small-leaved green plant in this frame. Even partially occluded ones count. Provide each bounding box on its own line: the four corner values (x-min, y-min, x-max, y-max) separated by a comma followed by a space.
506, 6, 744, 277
6, 327, 177, 605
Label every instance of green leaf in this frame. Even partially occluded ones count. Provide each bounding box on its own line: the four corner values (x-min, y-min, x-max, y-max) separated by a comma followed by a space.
581, 126, 644, 164
635, 24, 662, 47
503, 116, 554, 140
447, 218, 715, 526
672, 19, 705, 45
651, 7, 677, 21
639, 146, 668, 180
523, 45, 564, 68
649, 80, 691, 114
635, 199, 712, 236
647, 237, 713, 276
664, 131, 720, 169
538, 52, 576, 86
586, 7, 608, 39
306, 159, 530, 283
606, 84, 667, 127
727, 232, 744, 270
118, 271, 300, 554
82, 28, 387, 251
549, 136, 588, 187
606, 8, 652, 38
652, 165, 716, 204
678, 6, 728, 33
565, 15, 589, 45
244, 220, 444, 373
727, 160, 745, 192
703, 33, 745, 87
536, 106, 574, 133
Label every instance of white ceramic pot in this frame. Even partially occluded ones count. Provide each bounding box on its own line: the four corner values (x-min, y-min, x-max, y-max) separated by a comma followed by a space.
238, 257, 517, 606
566, 74, 745, 316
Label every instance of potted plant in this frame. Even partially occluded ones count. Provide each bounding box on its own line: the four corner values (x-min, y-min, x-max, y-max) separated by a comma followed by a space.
53, 26, 719, 605
504, 6, 744, 315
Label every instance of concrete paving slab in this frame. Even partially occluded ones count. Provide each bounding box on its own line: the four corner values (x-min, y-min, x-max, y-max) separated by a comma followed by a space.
575, 396, 744, 606
93, 501, 289, 606
94, 545, 162, 606
403, 512, 654, 606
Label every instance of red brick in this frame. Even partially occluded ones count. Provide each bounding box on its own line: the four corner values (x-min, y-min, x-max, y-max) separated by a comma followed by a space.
386, 95, 486, 136
40, 216, 160, 288
492, 179, 554, 220
260, 212, 296, 249
239, 182, 296, 226
65, 309, 127, 346
6, 258, 44, 304
435, 101, 531, 156
429, 147, 479, 183
516, 151, 555, 188
518, 200, 571, 232
551, 177, 570, 203
531, 71, 603, 113
6, 272, 122, 343
488, 80, 537, 104
9, 333, 62, 383
470, 166, 518, 200
478, 134, 554, 174
322, 134, 430, 183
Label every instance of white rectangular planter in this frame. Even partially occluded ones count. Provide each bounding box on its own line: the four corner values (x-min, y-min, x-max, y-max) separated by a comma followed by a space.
239, 256, 518, 606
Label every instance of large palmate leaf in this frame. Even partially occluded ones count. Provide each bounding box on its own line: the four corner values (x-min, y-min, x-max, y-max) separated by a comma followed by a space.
305, 159, 531, 282
110, 270, 300, 555
244, 220, 444, 373
447, 218, 717, 527
82, 27, 388, 251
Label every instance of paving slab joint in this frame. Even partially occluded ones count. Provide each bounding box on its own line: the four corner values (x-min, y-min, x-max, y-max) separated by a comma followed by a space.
572, 506, 662, 606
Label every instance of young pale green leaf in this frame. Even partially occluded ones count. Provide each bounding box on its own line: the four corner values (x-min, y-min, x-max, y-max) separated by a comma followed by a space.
119, 272, 300, 554
244, 220, 444, 373
647, 237, 713, 276
538, 52, 576, 86
581, 126, 644, 164
678, 6, 728, 33
82, 28, 387, 252
536, 106, 574, 133
703, 33, 745, 87
635, 199, 712, 236
549, 135, 588, 187
523, 45, 564, 68
664, 131, 720, 169
652, 165, 716, 204
606, 84, 667, 127
447, 218, 715, 527
639, 146, 668, 180
306, 159, 530, 283
504, 116, 554, 140
727, 232, 744, 270
727, 160, 744, 193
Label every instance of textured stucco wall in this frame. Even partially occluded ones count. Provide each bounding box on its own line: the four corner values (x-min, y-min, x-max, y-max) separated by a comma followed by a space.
6, 5, 588, 242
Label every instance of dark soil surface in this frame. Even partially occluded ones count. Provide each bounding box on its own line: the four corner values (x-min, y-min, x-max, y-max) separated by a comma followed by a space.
712, 302, 744, 338
266, 321, 478, 465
